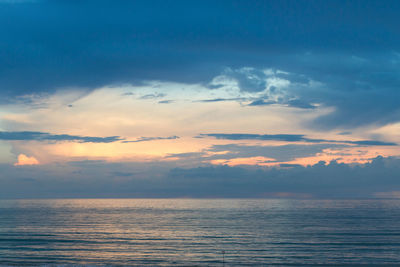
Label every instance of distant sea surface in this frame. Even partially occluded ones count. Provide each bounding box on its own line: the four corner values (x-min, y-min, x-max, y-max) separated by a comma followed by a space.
1, 199, 400, 266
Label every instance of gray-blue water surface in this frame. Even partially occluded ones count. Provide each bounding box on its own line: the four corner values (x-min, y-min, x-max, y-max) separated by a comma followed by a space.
1, 198, 400, 266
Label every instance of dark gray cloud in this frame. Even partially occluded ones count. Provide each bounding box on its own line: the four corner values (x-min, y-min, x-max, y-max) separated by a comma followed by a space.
1, 156, 400, 198
198, 133, 397, 146
0, 131, 122, 143
122, 136, 179, 143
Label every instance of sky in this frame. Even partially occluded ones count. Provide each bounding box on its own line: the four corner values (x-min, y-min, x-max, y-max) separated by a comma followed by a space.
1, 0, 400, 198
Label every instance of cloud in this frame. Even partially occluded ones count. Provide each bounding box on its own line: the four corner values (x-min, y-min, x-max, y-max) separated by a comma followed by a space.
139, 93, 166, 100
111, 171, 135, 177
1, 1, 399, 98
167, 143, 348, 163
158, 100, 174, 104
248, 98, 316, 109
286, 99, 317, 109
121, 92, 134, 96
0, 1, 399, 131
122, 136, 179, 143
216, 57, 400, 128
279, 163, 302, 168
223, 67, 267, 92
349, 140, 398, 146
0, 131, 123, 143
166, 152, 206, 159
195, 97, 247, 103
373, 191, 400, 199
0, 131, 181, 144
199, 133, 397, 146
198, 133, 305, 141
14, 154, 39, 166
248, 99, 275, 106
216, 67, 317, 109
1, 156, 400, 198
206, 143, 345, 163
165, 156, 400, 198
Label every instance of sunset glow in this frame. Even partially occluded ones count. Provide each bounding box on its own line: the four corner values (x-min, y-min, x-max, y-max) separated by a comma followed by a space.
0, 0, 399, 199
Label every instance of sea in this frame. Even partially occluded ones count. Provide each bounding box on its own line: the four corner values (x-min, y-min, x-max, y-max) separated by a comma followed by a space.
1, 198, 400, 266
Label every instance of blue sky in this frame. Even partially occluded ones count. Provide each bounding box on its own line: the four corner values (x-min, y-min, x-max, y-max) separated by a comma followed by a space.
0, 0, 399, 198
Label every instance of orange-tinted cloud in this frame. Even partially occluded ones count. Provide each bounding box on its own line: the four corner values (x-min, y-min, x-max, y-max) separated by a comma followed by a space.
14, 154, 40, 166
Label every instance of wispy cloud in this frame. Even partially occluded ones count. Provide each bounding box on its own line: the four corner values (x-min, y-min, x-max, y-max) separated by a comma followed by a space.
248, 98, 317, 109
207, 143, 345, 163
165, 143, 347, 164
0, 131, 123, 143
248, 99, 276, 106
197, 133, 306, 142
158, 100, 174, 104
139, 93, 166, 100
195, 97, 247, 103
198, 133, 397, 146
0, 131, 183, 144
122, 136, 179, 143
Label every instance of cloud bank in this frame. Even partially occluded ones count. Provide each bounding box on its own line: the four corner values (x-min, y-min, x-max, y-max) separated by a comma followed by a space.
1, 156, 400, 199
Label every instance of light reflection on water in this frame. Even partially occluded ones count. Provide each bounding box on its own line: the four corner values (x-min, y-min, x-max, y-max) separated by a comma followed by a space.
1, 199, 400, 266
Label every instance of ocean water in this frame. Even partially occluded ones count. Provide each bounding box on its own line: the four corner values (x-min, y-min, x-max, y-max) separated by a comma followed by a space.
1, 199, 400, 266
